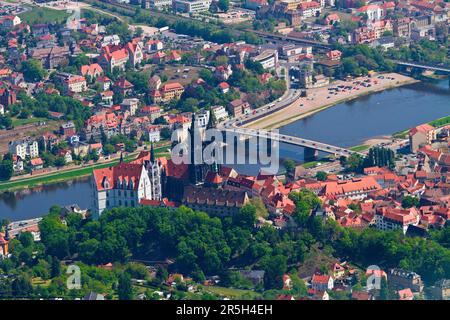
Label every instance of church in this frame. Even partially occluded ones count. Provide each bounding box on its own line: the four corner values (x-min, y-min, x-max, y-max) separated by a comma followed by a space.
91, 110, 249, 217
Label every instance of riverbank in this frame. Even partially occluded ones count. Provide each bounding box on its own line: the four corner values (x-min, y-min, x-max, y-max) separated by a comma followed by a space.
246, 73, 419, 130
0, 144, 171, 193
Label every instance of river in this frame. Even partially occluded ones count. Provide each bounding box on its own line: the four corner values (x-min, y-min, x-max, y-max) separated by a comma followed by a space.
0, 79, 449, 220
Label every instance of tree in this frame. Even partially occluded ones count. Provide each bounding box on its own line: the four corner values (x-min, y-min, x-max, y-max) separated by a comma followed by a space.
21, 59, 48, 82
118, 273, 133, 300
12, 275, 33, 297
51, 257, 61, 278
379, 277, 389, 300
316, 171, 328, 181
233, 205, 256, 230
0, 159, 13, 181
54, 156, 66, 168
283, 159, 296, 177
261, 255, 287, 289
402, 196, 420, 209
218, 0, 230, 12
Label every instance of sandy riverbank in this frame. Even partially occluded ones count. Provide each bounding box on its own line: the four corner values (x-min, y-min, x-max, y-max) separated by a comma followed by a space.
246, 73, 419, 130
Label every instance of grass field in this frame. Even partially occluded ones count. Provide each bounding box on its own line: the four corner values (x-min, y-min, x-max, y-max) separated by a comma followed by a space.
349, 144, 370, 152
19, 6, 70, 25
201, 285, 262, 299
11, 117, 48, 127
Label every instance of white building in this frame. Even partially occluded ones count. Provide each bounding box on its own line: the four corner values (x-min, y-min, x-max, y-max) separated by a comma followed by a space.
375, 207, 420, 234
64, 75, 87, 93
8, 139, 39, 159
121, 98, 140, 116
101, 35, 121, 47
196, 109, 210, 129
91, 149, 163, 217
148, 126, 161, 142
251, 49, 279, 70
211, 105, 229, 122
174, 0, 212, 13
149, 0, 174, 9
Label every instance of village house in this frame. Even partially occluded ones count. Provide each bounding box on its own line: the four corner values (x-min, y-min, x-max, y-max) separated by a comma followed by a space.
409, 123, 436, 153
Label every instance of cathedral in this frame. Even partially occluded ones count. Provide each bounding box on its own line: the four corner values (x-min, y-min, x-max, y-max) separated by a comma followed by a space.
91, 109, 225, 217
187, 110, 221, 185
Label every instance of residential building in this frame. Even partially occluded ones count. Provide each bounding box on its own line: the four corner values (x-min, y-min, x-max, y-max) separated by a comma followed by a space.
409, 124, 436, 153
99, 47, 129, 72
152, 82, 185, 103
63, 75, 87, 94
8, 139, 39, 159
388, 268, 424, 293
431, 279, 450, 300
101, 35, 121, 47
311, 274, 334, 291
121, 98, 140, 116
81, 63, 104, 79
211, 105, 229, 122
375, 207, 420, 234
126, 41, 144, 67
298, 1, 322, 18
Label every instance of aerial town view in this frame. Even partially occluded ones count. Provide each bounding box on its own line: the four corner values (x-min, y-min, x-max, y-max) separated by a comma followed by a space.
0, 0, 448, 307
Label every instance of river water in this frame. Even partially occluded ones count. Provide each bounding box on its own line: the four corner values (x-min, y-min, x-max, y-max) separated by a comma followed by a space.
0, 79, 449, 220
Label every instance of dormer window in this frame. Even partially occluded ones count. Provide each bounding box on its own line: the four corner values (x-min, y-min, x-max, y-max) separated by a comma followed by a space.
102, 176, 110, 189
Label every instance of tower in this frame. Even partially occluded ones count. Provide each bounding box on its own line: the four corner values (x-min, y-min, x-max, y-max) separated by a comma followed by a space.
205, 108, 220, 174
148, 143, 162, 201
188, 113, 209, 185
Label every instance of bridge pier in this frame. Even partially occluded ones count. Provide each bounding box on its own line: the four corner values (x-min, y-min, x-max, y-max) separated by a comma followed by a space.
304, 147, 318, 162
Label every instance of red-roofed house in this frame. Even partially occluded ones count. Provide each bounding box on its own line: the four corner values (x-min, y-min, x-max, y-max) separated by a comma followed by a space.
99, 46, 129, 72
375, 206, 420, 234
81, 63, 104, 79
218, 82, 230, 93
409, 123, 436, 153
311, 274, 334, 291
398, 288, 414, 300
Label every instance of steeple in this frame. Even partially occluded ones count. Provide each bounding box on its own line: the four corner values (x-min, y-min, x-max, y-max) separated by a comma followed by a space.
150, 143, 156, 163
206, 107, 216, 130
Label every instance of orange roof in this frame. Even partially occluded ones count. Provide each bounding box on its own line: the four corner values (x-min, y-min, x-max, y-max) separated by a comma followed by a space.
311, 274, 331, 284
409, 123, 434, 136
92, 162, 145, 191
162, 82, 184, 92
81, 63, 103, 77
30, 158, 43, 166
322, 177, 382, 198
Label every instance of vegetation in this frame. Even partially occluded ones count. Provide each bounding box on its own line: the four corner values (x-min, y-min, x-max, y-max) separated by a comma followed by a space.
19, 6, 69, 25
341, 146, 395, 173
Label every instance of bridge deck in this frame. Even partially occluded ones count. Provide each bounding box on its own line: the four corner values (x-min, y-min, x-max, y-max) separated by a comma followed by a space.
223, 128, 363, 157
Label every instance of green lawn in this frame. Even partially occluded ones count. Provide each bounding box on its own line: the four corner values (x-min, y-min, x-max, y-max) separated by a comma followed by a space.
19, 6, 70, 25
349, 144, 370, 152
0, 154, 135, 193
429, 115, 450, 128
201, 285, 261, 299
0, 142, 172, 193
12, 117, 48, 127
302, 161, 320, 169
